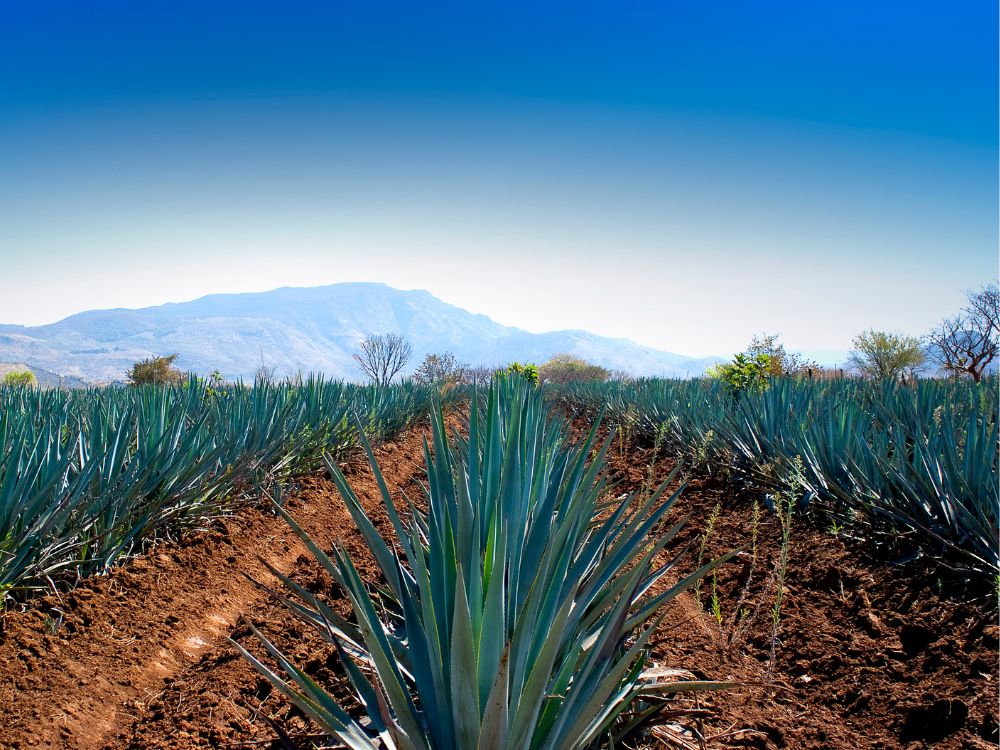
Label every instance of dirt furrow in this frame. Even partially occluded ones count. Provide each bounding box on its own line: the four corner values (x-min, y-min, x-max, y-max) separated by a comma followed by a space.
0, 425, 429, 750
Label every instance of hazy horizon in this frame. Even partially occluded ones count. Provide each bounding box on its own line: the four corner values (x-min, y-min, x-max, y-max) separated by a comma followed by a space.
1, 2, 996, 357
0, 279, 858, 367
1, 279, 848, 363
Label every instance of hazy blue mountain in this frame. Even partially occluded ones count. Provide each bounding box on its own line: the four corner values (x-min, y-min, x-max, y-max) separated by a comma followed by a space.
0, 283, 720, 382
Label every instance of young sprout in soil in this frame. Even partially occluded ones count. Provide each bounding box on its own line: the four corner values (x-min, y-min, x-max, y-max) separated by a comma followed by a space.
695, 502, 722, 612
710, 570, 723, 625
617, 405, 638, 462
694, 428, 715, 469
640, 421, 670, 499
44, 611, 63, 635
725, 499, 762, 655
767, 487, 795, 683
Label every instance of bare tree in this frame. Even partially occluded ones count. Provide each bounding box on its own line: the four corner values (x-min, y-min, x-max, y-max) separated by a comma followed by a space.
460, 364, 498, 387
353, 333, 413, 385
925, 283, 999, 382
255, 347, 277, 386
255, 363, 277, 386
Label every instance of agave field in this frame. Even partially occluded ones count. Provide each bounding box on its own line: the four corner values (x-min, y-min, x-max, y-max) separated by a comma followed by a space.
0, 379, 434, 596
552, 377, 999, 579
0, 374, 997, 749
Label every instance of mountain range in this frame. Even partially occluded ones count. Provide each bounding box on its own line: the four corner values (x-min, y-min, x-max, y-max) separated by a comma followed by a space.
0, 283, 723, 383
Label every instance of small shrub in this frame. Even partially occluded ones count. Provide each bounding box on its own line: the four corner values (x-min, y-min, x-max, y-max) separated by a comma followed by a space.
538, 353, 610, 383
504, 361, 539, 385
712, 353, 772, 396
127, 354, 184, 386
413, 351, 466, 386
2, 370, 37, 388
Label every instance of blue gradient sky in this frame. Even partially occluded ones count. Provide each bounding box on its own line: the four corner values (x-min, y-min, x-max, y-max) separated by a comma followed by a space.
1, 1, 996, 356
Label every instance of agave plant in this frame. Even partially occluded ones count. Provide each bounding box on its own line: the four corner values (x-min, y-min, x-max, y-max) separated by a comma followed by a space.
238, 376, 729, 749
0, 378, 437, 597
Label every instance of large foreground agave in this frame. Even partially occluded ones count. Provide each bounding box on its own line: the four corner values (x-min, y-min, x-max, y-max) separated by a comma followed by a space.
238, 377, 729, 749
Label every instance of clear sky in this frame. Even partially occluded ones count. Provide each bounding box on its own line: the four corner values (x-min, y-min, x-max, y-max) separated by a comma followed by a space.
1, 1, 996, 356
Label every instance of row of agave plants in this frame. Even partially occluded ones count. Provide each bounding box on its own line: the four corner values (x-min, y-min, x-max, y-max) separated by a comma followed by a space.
239, 375, 728, 749
0, 378, 435, 599
550, 377, 999, 579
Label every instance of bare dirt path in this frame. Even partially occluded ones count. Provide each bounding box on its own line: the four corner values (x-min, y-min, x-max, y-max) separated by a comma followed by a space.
0, 426, 429, 750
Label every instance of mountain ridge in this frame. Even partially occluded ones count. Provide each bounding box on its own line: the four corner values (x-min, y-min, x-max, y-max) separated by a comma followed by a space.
0, 282, 721, 382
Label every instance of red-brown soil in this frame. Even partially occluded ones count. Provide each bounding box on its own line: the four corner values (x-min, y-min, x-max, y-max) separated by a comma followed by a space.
605, 437, 999, 750
0, 420, 996, 750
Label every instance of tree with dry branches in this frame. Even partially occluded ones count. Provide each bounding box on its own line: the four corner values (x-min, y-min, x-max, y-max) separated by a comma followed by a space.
127, 354, 184, 386
413, 351, 466, 386
925, 283, 999, 382
353, 333, 413, 385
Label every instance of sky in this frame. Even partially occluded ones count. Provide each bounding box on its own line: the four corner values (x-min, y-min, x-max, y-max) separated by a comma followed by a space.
0, 1, 996, 357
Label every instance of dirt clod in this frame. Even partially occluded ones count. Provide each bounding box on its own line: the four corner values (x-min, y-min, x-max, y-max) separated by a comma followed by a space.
902, 698, 969, 742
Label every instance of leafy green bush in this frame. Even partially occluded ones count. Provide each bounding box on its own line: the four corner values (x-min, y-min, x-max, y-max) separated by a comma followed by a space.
849, 329, 924, 380
711, 353, 772, 396
504, 361, 539, 385
2, 370, 36, 388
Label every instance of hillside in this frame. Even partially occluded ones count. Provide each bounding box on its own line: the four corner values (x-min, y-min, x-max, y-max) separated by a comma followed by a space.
0, 362, 90, 389
0, 283, 719, 382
